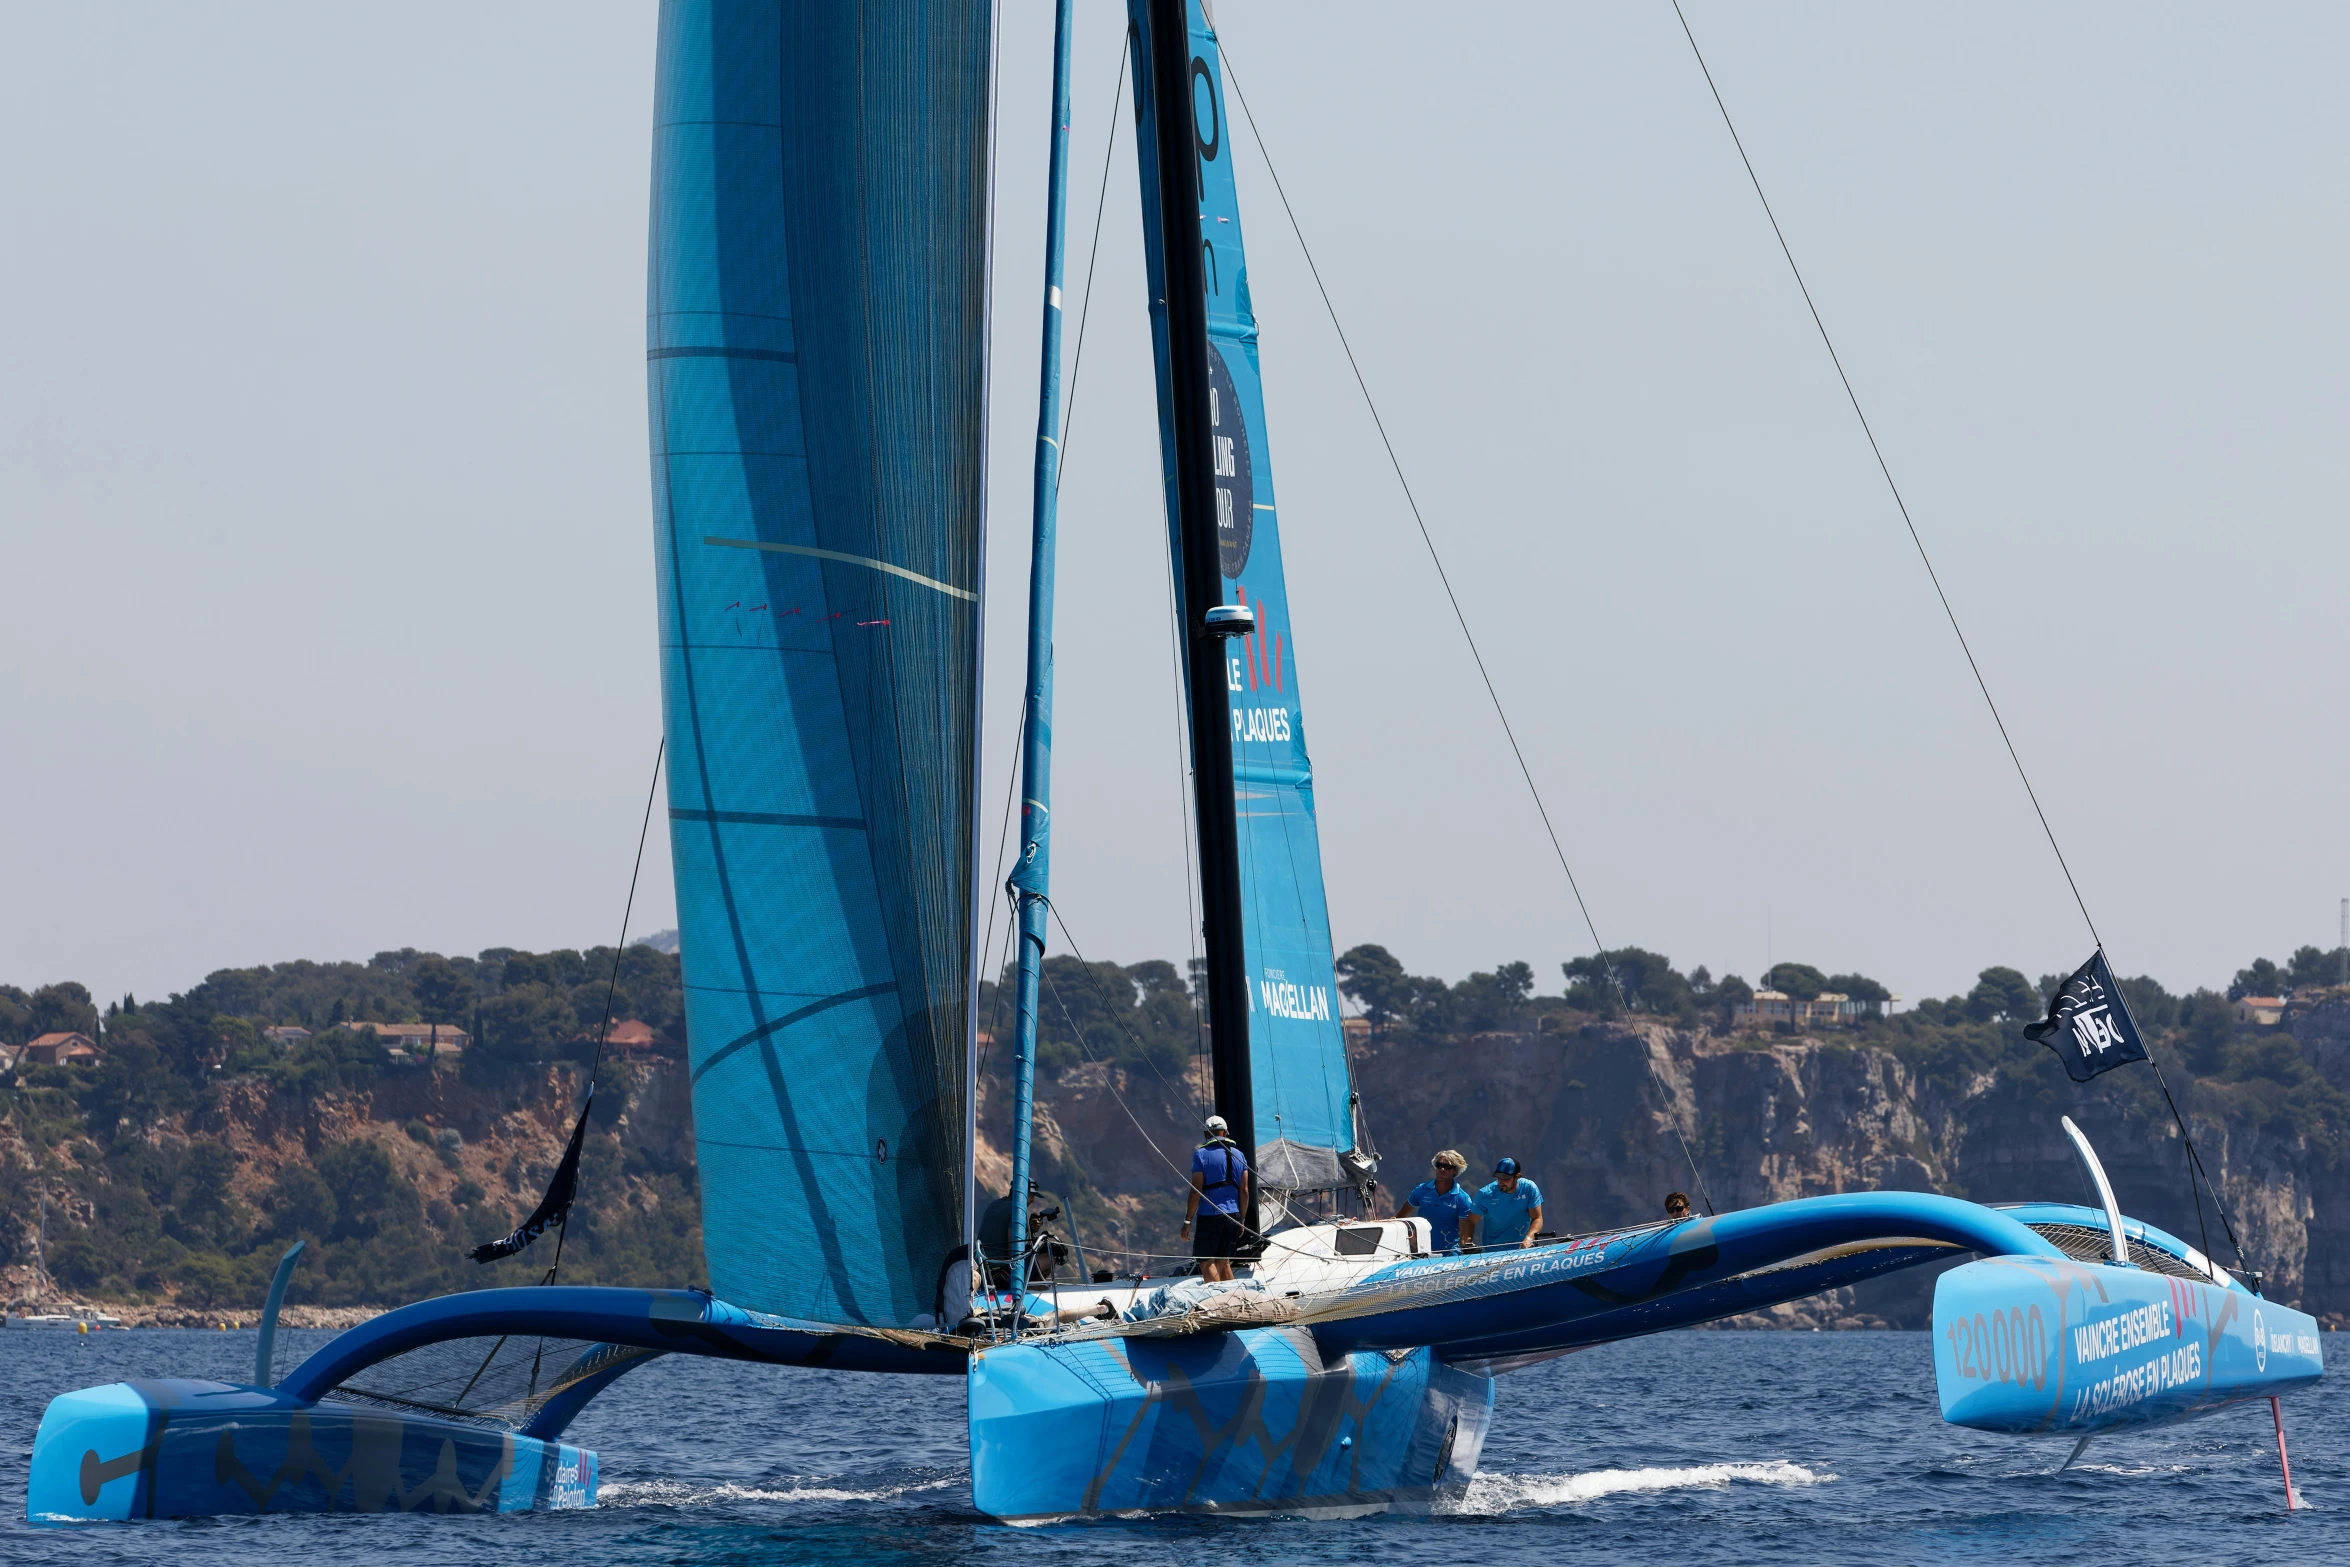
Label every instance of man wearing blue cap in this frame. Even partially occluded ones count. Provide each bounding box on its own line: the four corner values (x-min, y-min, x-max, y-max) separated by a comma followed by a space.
1471, 1158, 1545, 1250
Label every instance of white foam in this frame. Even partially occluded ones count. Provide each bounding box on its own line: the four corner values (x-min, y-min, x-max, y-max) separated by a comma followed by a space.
1459, 1459, 1832, 1512
600, 1474, 960, 1508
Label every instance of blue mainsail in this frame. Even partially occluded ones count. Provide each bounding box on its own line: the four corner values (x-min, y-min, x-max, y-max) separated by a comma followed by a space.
646, 0, 992, 1325
1129, 0, 1359, 1194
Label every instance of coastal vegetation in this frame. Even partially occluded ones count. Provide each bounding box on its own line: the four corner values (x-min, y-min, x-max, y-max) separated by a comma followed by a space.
1321, 941, 2350, 1150
0, 946, 698, 1312
5, 938, 2347, 1314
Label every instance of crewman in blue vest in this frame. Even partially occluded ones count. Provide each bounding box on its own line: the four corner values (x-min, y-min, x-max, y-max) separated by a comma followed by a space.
1398, 1149, 1475, 1254
1181, 1115, 1250, 1282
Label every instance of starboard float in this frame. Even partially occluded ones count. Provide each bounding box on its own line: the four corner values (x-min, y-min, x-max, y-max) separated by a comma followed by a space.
1936, 1251, 2323, 1436
1932, 1123, 2323, 1443
27, 0, 2322, 1524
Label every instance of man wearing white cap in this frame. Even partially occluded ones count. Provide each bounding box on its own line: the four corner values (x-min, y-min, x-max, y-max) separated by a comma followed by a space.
1181, 1114, 1250, 1282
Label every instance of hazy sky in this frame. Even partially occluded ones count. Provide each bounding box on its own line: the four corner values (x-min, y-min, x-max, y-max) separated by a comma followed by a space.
5, 4, 2345, 1010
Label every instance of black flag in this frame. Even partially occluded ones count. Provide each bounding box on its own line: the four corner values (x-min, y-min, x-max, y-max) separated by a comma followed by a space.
468, 1092, 592, 1263
2024, 951, 2148, 1083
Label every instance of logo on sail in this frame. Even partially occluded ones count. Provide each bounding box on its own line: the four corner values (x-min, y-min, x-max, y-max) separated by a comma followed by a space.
1259, 976, 1331, 1022
1207, 345, 1254, 576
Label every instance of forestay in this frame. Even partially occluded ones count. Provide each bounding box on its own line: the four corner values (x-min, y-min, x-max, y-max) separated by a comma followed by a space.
1129, 0, 1359, 1195
646, 0, 992, 1325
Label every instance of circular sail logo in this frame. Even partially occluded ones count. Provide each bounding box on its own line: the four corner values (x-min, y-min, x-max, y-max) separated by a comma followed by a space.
1206, 345, 1254, 577
2254, 1310, 2267, 1373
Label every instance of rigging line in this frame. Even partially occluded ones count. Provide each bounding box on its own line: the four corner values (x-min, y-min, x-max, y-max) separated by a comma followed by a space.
1666, 1, 2095, 948
1141, 350, 1210, 1108
1040, 958, 1207, 1205
984, 47, 1125, 1094
460, 737, 663, 1398
2151, 1053, 2244, 1270
1665, 2, 2250, 1266
1215, 41, 1718, 1218
1047, 900, 1204, 1112
1157, 492, 1210, 1113
2156, 1063, 2224, 1272
983, 42, 1120, 1093
2169, 1069, 2217, 1276
977, 884, 1021, 1089
975, 705, 1027, 1084
1064, 40, 1208, 1118
546, 735, 667, 1289
584, 737, 667, 1092
1053, 38, 1128, 485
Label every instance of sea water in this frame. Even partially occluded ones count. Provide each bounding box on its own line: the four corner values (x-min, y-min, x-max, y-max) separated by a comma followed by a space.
4, 1327, 2340, 1563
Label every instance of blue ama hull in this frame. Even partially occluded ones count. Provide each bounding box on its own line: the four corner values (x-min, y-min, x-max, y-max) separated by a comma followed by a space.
1935, 1253, 2322, 1435
968, 1327, 1491, 1520
24, 1285, 957, 1523
27, 1379, 594, 1522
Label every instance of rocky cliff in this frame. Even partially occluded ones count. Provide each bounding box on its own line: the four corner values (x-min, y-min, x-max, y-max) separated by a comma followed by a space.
19, 1000, 2341, 1333
1000, 1012, 2349, 1330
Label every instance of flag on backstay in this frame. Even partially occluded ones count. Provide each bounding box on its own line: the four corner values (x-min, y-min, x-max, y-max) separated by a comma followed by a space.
467, 1091, 592, 1263
2024, 951, 2148, 1083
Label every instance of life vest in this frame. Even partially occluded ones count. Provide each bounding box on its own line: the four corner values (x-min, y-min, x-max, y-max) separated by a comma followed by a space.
1197, 1138, 1246, 1205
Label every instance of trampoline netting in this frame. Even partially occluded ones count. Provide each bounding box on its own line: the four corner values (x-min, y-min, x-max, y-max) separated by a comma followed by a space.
2025, 1222, 2210, 1281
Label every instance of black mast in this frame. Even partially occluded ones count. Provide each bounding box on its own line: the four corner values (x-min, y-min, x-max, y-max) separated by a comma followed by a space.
1140, 0, 1255, 1222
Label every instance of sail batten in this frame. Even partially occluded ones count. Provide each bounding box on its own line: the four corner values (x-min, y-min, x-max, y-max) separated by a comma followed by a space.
648, 0, 991, 1327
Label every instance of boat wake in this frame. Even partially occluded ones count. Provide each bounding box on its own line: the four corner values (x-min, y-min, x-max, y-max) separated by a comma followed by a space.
601, 1473, 964, 1508
1459, 1459, 1832, 1512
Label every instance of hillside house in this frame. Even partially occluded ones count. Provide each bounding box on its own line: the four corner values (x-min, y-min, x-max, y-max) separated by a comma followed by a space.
2235, 995, 2286, 1028
1734, 991, 1891, 1028
354, 1022, 469, 1055
23, 1031, 102, 1066
601, 1019, 660, 1055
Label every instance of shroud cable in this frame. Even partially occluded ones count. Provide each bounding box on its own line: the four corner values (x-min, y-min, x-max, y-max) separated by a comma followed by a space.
1666, 0, 2244, 1272
1216, 38, 1719, 1218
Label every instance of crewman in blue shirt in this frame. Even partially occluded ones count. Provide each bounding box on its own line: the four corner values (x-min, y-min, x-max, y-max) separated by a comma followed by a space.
1471, 1157, 1545, 1250
1398, 1149, 1475, 1254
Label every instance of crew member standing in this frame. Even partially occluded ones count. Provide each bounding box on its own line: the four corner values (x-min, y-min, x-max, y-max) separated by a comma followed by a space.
1182, 1114, 1250, 1283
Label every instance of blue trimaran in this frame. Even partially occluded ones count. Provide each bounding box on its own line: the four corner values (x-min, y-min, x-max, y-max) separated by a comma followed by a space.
29, 0, 2323, 1523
